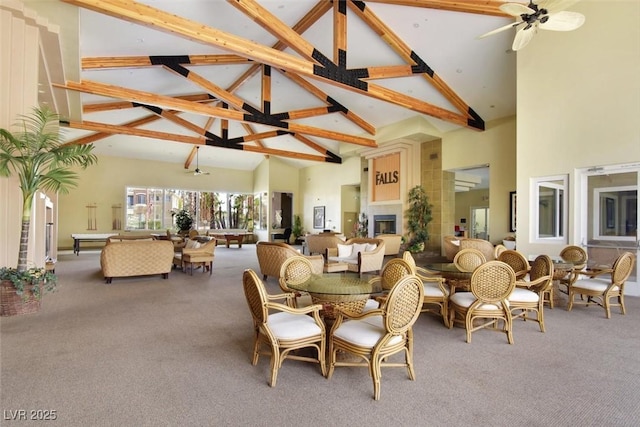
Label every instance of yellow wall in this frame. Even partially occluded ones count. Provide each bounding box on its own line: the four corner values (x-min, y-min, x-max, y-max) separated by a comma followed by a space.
57, 155, 253, 249
516, 0, 640, 258
442, 116, 517, 244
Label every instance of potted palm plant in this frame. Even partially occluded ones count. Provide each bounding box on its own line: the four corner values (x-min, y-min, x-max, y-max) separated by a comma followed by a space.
405, 185, 433, 253
0, 107, 97, 316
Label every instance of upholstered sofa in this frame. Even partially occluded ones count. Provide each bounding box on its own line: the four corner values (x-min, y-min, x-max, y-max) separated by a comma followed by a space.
100, 240, 174, 283
256, 241, 324, 280
376, 234, 403, 256
326, 237, 385, 275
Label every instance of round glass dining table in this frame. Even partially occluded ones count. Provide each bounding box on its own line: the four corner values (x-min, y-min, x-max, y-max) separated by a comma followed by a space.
286, 273, 380, 318
424, 263, 472, 293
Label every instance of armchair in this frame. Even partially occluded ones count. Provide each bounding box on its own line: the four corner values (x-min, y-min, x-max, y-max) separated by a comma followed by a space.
256, 241, 324, 280
173, 238, 217, 275
326, 237, 385, 275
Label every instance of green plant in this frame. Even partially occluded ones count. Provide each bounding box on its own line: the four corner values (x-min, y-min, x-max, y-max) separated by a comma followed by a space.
173, 209, 193, 231
0, 267, 57, 300
405, 185, 432, 253
0, 106, 97, 275
292, 214, 304, 238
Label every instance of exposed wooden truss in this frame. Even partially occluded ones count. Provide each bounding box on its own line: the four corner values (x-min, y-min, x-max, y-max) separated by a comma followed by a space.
60, 0, 508, 167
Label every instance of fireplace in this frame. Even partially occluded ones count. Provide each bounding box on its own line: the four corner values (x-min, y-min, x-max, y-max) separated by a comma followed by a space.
373, 215, 396, 236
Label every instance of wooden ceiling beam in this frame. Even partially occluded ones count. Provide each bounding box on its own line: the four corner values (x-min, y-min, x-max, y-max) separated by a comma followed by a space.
349, 1, 480, 125
63, 114, 160, 146
82, 54, 251, 70
363, 0, 510, 17
83, 93, 215, 113
56, 80, 377, 147
62, 0, 482, 131
334, 0, 347, 66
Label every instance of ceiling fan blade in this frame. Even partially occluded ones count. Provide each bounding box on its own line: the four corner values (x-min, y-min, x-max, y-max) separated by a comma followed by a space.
538, 0, 582, 13
540, 11, 585, 31
478, 21, 520, 39
512, 24, 538, 51
500, 3, 534, 17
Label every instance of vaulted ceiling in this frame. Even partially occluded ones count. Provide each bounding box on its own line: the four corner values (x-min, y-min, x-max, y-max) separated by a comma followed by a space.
51, 0, 518, 172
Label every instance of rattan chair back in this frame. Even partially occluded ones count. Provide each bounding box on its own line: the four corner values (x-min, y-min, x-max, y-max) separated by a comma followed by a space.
612, 252, 635, 285
454, 248, 486, 272
379, 258, 413, 290
471, 261, 516, 303
493, 244, 507, 259
498, 250, 529, 280
243, 269, 268, 325
279, 256, 314, 293
460, 238, 496, 261
402, 251, 417, 271
529, 255, 554, 283
560, 245, 588, 269
384, 275, 424, 334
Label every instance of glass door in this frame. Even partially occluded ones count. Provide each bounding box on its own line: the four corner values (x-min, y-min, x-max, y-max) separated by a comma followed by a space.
471, 207, 489, 240
580, 166, 638, 287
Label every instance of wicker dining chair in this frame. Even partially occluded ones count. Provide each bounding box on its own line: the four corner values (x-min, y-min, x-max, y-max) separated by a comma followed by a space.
278, 256, 314, 308
242, 269, 326, 387
493, 244, 507, 259
558, 245, 588, 294
508, 255, 554, 332
449, 248, 487, 293
365, 258, 413, 312
498, 249, 530, 280
568, 252, 635, 319
327, 274, 424, 400
403, 251, 450, 327
448, 260, 516, 344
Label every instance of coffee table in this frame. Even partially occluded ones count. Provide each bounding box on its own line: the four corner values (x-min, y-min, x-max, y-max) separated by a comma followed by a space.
324, 261, 349, 273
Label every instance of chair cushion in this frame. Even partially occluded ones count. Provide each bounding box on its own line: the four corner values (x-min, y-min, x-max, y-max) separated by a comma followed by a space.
350, 243, 368, 259
266, 312, 322, 340
423, 283, 447, 297
450, 292, 504, 310
365, 243, 377, 252
572, 279, 618, 293
508, 287, 539, 303
333, 318, 403, 348
185, 239, 201, 249
327, 256, 358, 264
337, 243, 353, 259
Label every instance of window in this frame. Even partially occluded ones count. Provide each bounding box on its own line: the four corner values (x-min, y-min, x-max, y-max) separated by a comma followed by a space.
532, 175, 567, 241
124, 187, 254, 231
593, 185, 637, 241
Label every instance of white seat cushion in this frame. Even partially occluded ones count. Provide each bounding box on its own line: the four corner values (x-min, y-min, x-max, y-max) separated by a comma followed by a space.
450, 292, 504, 310
508, 287, 539, 303
423, 283, 447, 297
333, 318, 402, 348
265, 312, 322, 340
572, 278, 617, 293
327, 256, 358, 264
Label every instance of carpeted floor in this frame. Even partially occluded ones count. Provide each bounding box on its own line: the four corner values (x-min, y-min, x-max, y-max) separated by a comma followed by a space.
1, 244, 639, 426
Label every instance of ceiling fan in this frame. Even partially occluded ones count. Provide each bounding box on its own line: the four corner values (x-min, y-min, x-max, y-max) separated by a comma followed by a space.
479, 0, 585, 51
186, 146, 210, 176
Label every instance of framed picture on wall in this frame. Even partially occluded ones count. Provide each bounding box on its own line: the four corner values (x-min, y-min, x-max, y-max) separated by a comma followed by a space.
313, 206, 325, 229
510, 191, 517, 232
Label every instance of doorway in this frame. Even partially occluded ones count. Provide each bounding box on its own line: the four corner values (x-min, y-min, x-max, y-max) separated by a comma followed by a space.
579, 164, 639, 293
471, 207, 489, 240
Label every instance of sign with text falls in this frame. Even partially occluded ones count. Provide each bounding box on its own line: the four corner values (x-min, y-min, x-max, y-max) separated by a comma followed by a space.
372, 153, 400, 202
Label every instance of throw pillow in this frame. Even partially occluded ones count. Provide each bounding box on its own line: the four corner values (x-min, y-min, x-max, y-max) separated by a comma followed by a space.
350, 243, 368, 259
365, 243, 377, 252
337, 243, 353, 259
185, 239, 201, 249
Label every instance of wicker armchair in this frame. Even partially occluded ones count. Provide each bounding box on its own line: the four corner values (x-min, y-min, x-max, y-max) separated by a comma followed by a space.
327, 274, 424, 400
305, 234, 345, 256
498, 249, 530, 280
460, 238, 496, 261
256, 241, 324, 280
448, 260, 516, 344
173, 238, 217, 275
326, 237, 385, 275
443, 235, 461, 261
558, 245, 588, 294
278, 256, 314, 308
403, 251, 450, 327
242, 269, 326, 387
449, 248, 486, 293
568, 252, 635, 319
509, 255, 554, 332
493, 244, 507, 259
